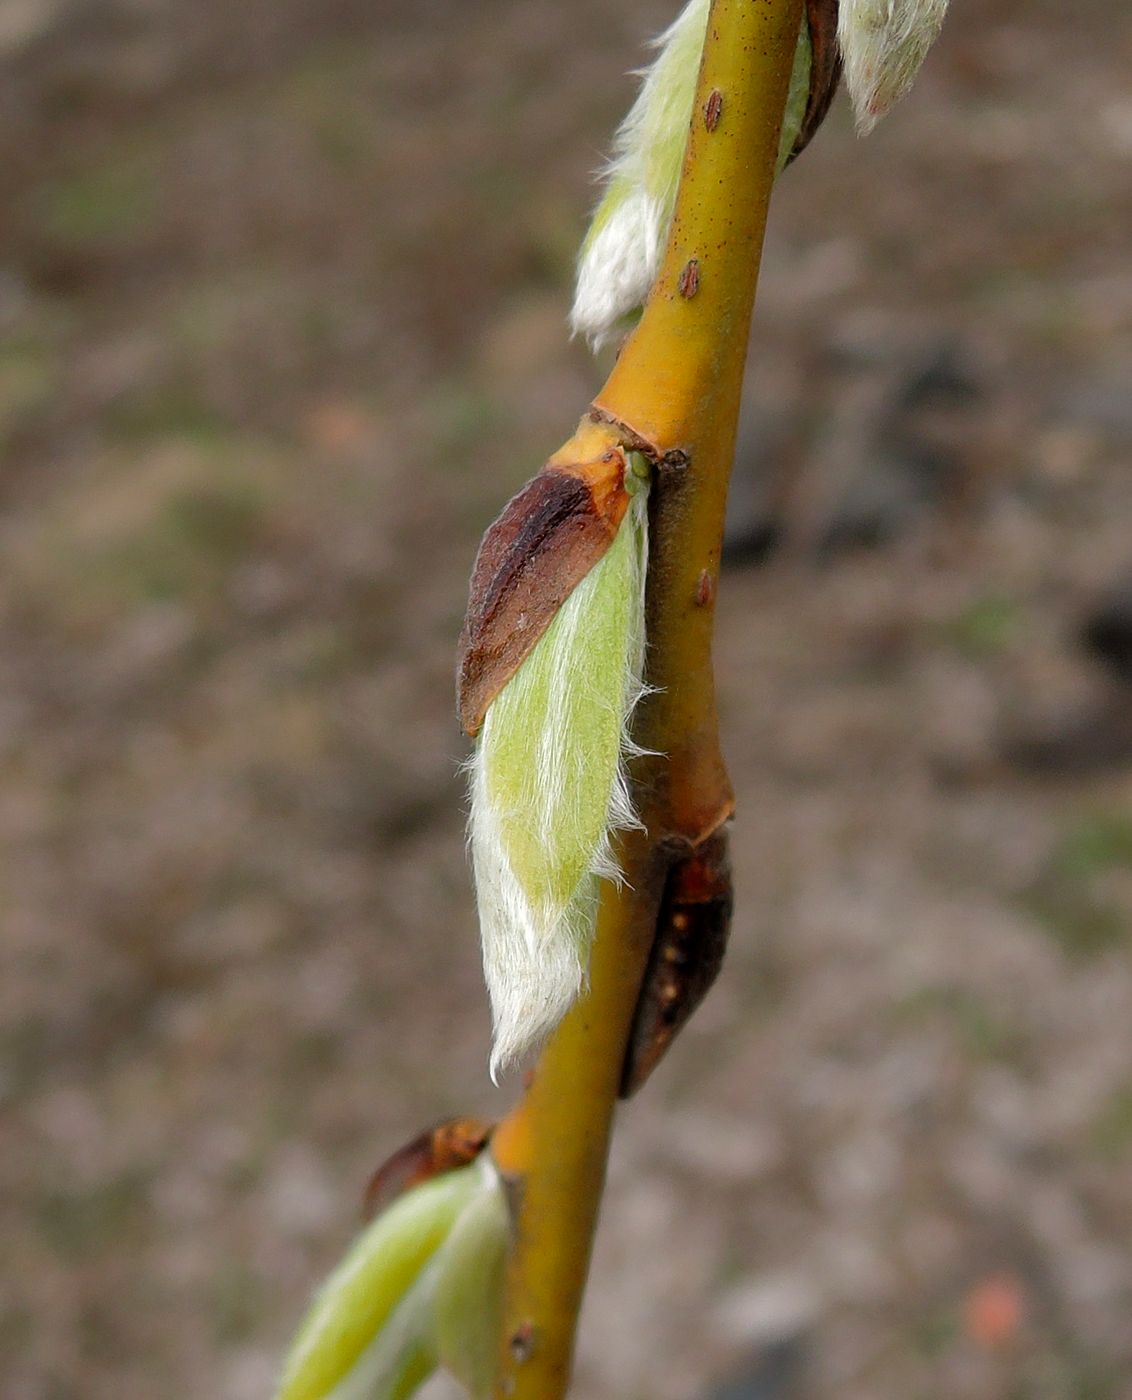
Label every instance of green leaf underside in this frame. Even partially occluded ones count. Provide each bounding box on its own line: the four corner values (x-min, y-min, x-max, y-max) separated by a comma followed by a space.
315, 1275, 438, 1400
433, 1167, 509, 1398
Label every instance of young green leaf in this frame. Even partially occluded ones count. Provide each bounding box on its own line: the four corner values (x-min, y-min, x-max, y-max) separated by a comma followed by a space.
433, 1162, 510, 1398
470, 479, 649, 1077
276, 1163, 489, 1400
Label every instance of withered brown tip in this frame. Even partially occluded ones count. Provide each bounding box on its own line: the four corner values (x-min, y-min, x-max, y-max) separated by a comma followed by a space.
362, 1116, 493, 1221
457, 451, 631, 736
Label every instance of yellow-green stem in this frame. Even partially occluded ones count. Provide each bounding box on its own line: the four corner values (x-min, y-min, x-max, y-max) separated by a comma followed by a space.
492, 2, 803, 1395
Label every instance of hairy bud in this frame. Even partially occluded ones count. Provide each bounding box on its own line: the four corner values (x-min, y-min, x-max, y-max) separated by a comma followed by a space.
467, 460, 650, 1077
276, 1157, 506, 1400
838, 0, 950, 132
571, 0, 813, 350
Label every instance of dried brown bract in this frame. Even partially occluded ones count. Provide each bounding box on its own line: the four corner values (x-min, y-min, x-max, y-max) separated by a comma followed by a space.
620, 826, 733, 1096
362, 1117, 493, 1221
789, 0, 842, 162
457, 439, 633, 737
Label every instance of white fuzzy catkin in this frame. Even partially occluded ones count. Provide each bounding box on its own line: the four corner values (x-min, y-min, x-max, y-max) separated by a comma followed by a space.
571, 0, 709, 349
570, 0, 811, 350
838, 0, 950, 132
469, 489, 649, 1078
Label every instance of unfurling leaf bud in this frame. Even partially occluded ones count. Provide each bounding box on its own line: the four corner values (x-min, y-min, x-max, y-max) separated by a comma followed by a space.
275, 1156, 507, 1400
463, 448, 651, 1078
838, 0, 950, 132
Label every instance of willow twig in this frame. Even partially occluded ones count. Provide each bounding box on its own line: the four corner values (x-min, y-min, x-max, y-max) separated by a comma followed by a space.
489, 3, 804, 1395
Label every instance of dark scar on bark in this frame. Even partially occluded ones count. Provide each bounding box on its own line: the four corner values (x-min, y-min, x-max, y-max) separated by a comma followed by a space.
457, 450, 630, 737
508, 1322, 536, 1363
362, 1116, 494, 1221
619, 826, 733, 1097
703, 89, 724, 131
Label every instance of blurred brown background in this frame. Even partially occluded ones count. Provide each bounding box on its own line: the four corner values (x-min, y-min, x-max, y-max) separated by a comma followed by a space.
3, 1, 1132, 1397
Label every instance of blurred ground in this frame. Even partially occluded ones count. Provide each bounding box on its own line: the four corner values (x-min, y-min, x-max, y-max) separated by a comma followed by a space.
2, 1, 1132, 1397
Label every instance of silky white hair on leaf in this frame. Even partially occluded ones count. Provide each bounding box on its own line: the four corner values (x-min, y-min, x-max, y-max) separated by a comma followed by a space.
275, 1157, 507, 1400
571, 0, 708, 349
470, 484, 650, 1078
838, 0, 950, 132
571, 0, 812, 350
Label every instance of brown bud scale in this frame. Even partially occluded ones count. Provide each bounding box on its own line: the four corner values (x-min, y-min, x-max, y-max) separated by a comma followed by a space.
457, 449, 631, 736
789, 0, 842, 163
620, 827, 733, 1097
362, 1116, 493, 1220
